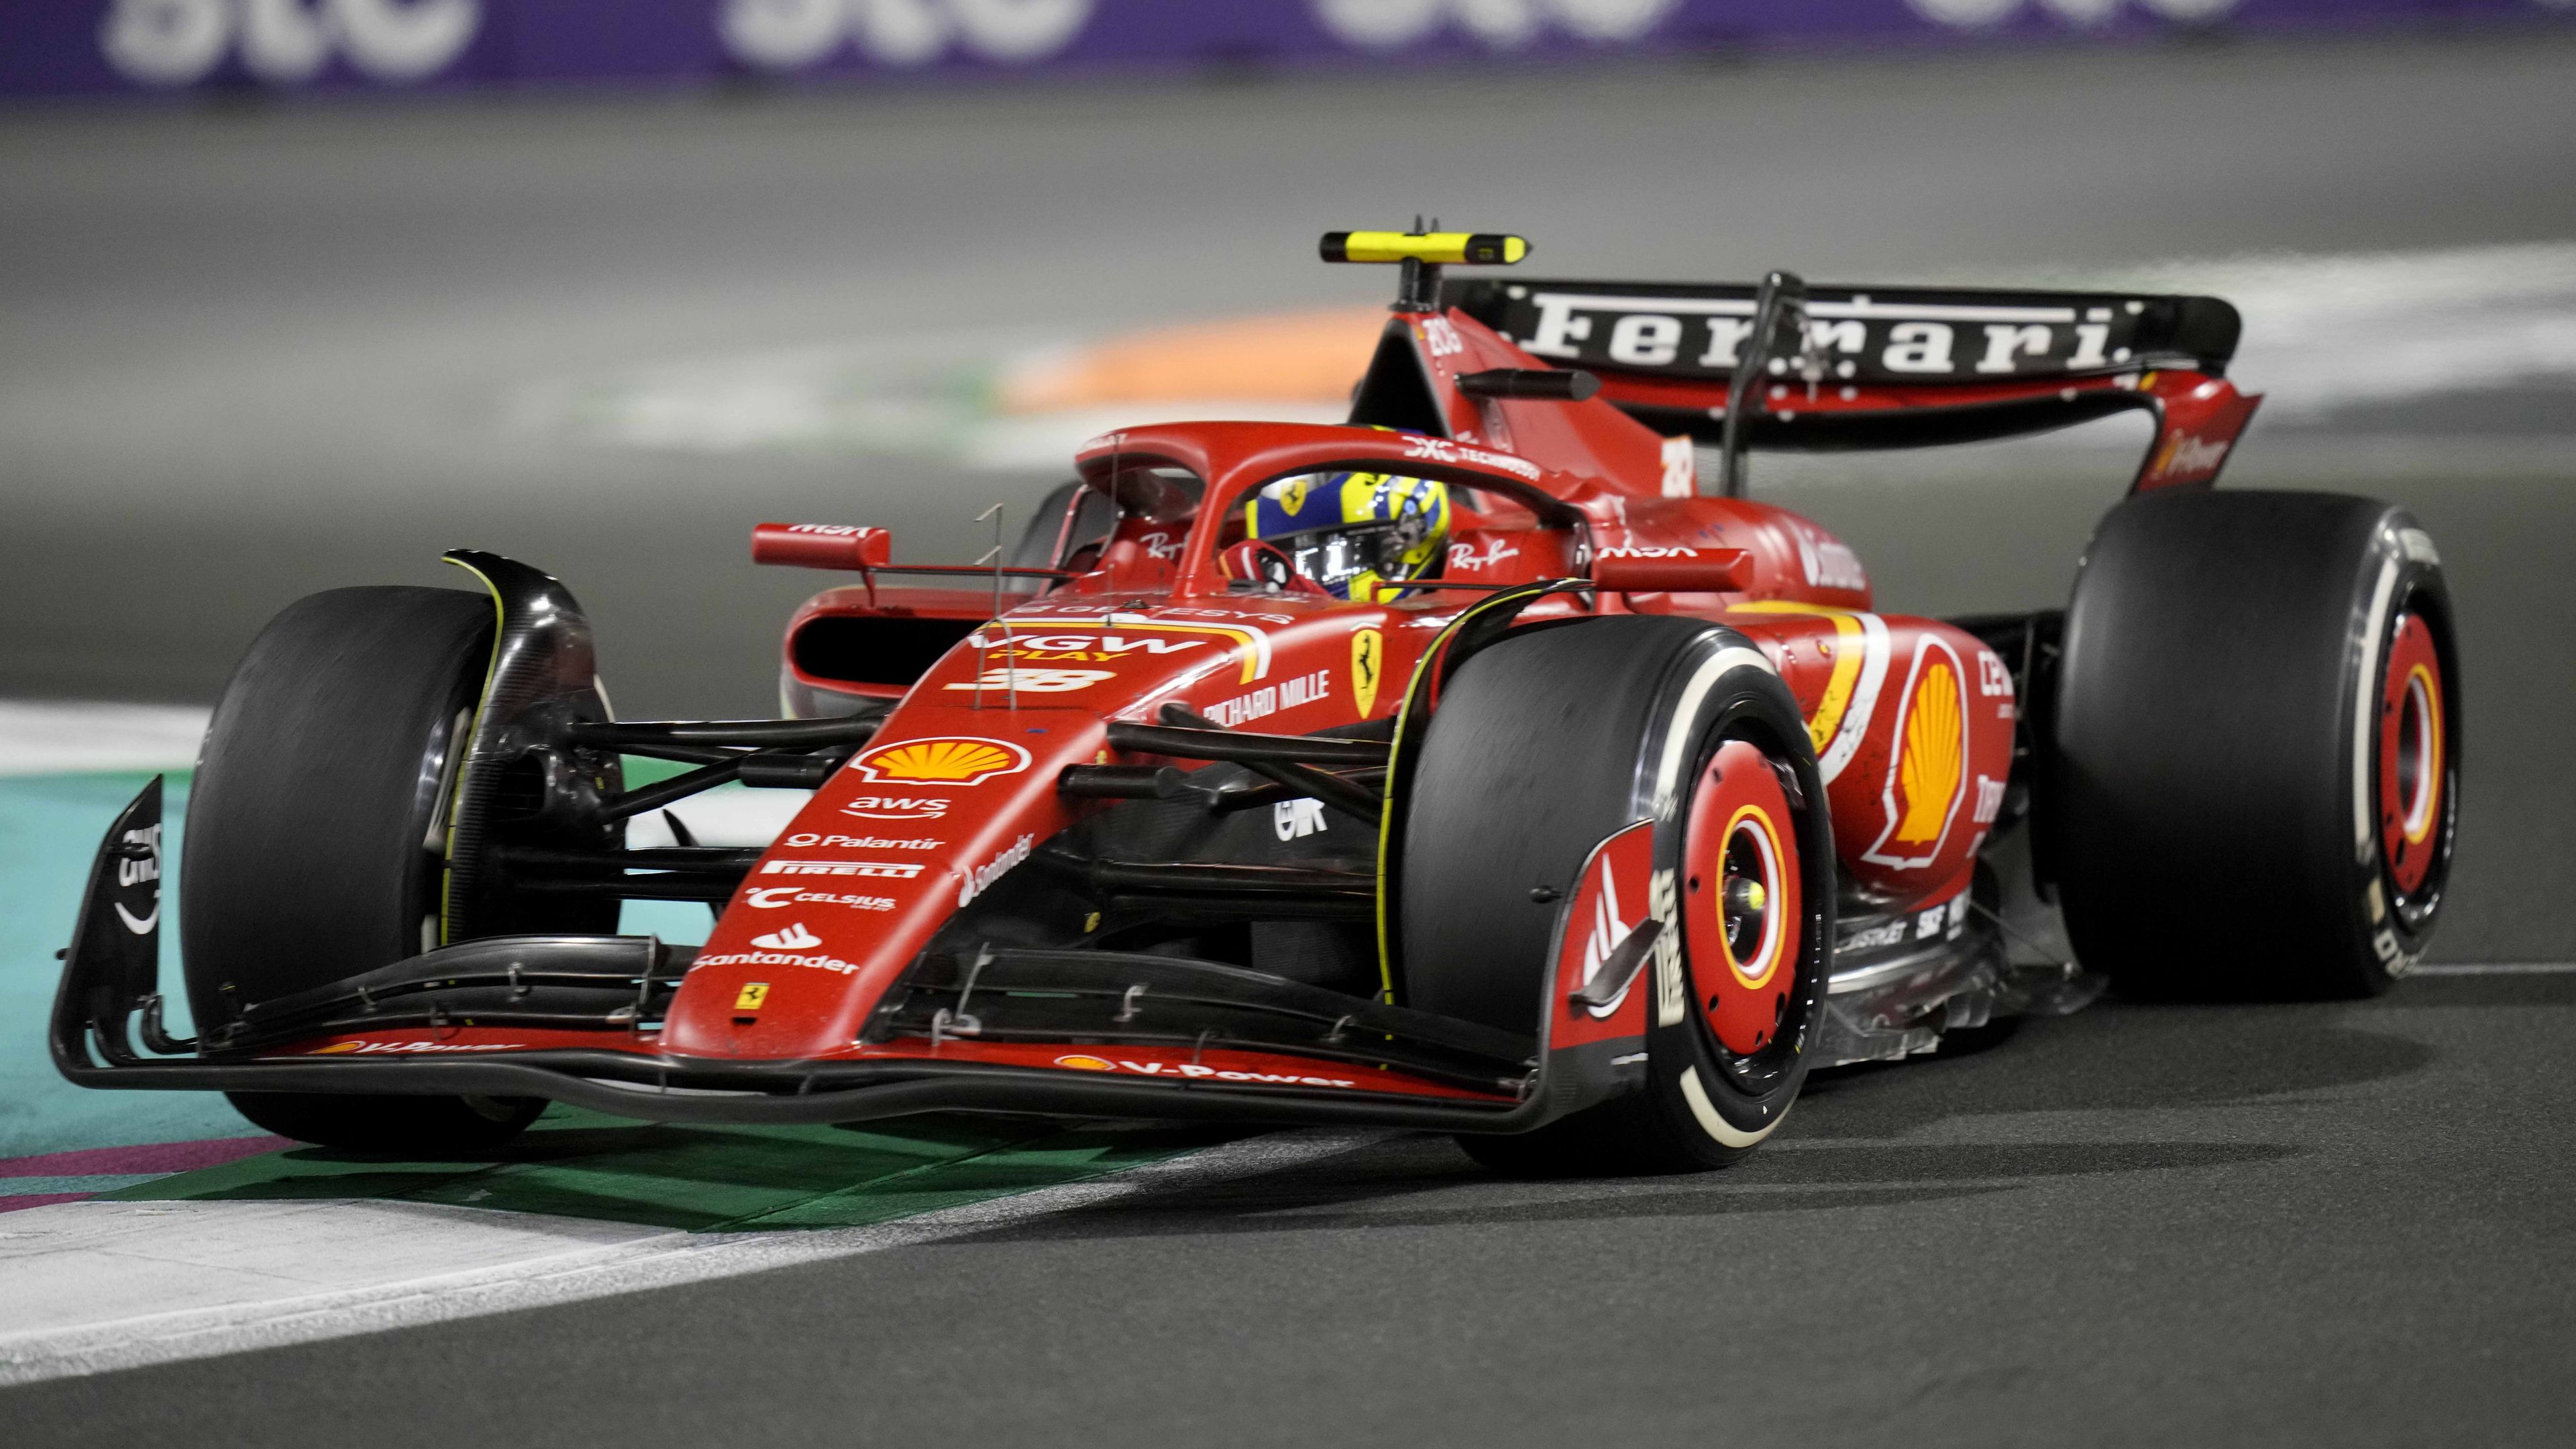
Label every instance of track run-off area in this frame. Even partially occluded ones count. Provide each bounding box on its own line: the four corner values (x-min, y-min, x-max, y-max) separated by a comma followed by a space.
4, 31, 2575, 1446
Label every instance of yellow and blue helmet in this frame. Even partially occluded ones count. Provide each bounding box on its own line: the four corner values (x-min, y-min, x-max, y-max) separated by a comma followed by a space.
1242, 471, 1452, 602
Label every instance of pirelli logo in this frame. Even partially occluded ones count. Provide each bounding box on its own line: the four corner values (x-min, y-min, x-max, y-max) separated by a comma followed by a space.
760, 861, 925, 879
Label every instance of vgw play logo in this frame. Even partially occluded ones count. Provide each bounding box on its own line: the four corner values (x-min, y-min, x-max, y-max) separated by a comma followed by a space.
101, 0, 479, 86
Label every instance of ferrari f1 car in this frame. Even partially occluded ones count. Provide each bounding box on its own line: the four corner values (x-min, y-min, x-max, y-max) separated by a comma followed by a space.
54, 231, 2461, 1172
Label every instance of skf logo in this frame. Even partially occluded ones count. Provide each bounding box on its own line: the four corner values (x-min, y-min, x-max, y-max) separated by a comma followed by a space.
734, 983, 771, 1013
853, 737, 1030, 786
1350, 628, 1385, 716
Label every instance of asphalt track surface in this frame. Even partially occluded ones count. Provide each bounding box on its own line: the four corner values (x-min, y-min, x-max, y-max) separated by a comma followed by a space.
5, 32, 2575, 1444
13, 972, 2576, 1446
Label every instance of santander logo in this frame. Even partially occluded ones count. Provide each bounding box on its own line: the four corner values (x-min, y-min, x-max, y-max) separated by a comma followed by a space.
751, 922, 822, 951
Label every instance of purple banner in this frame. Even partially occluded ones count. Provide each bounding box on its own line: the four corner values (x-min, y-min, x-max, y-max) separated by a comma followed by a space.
3, 0, 2567, 99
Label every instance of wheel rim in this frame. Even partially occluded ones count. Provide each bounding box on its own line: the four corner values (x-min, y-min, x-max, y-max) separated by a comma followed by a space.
2376, 610, 2446, 900
1684, 738, 1803, 1059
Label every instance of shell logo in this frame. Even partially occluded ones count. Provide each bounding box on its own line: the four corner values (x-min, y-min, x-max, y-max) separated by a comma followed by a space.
313, 1041, 364, 1054
1862, 639, 1971, 871
1055, 1054, 1118, 1071
1892, 659, 1964, 845
853, 736, 1032, 786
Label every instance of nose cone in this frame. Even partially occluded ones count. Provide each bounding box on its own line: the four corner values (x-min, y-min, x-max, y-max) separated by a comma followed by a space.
660, 706, 1111, 1060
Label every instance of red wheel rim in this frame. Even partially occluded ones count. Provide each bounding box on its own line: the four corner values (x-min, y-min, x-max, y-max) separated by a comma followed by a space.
1684, 739, 1802, 1057
2377, 611, 2445, 897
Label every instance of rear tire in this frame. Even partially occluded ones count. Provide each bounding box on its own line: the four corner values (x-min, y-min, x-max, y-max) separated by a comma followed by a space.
1399, 616, 1834, 1174
182, 586, 545, 1151
2048, 490, 2459, 998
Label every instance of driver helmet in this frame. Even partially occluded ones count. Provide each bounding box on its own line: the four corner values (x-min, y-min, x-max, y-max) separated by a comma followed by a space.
1243, 470, 1452, 602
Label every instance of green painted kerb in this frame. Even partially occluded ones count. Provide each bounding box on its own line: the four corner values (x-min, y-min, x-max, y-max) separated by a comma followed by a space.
108, 1108, 1241, 1233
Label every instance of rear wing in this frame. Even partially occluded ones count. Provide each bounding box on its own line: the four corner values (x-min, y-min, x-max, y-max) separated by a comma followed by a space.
1444, 275, 2259, 494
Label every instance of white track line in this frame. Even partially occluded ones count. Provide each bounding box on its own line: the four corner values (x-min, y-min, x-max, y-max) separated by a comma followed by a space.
0, 1128, 1388, 1387
2409, 962, 2576, 977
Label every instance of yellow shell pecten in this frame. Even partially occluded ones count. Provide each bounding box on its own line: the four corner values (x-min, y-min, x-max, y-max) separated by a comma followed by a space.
863, 737, 1022, 784
1893, 660, 1964, 845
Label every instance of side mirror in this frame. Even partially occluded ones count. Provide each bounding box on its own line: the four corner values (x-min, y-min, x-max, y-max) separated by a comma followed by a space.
1591, 549, 1755, 594
752, 523, 892, 571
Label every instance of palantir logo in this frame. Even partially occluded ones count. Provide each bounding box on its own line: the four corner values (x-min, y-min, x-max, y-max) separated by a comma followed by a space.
719, 0, 1093, 70
100, 0, 480, 87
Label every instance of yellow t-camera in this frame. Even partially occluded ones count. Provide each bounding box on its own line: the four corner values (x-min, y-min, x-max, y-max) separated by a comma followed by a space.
1320, 231, 1530, 266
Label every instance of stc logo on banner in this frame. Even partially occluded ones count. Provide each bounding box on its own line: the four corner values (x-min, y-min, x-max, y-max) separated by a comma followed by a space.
100, 0, 479, 85
719, 0, 1093, 69
1311, 0, 1677, 49
1905, 0, 2240, 22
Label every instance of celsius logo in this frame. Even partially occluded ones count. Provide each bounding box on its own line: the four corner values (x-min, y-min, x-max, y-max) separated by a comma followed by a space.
751, 922, 822, 951
719, 0, 1092, 70
1313, 0, 1677, 50
746, 888, 898, 912
100, 0, 481, 87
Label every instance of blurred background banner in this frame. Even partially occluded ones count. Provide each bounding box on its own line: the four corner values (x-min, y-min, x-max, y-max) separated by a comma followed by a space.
7, 0, 2571, 98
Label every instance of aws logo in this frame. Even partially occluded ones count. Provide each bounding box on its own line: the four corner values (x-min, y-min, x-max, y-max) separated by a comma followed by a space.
1860, 637, 1970, 871
719, 0, 1092, 70
101, 0, 480, 87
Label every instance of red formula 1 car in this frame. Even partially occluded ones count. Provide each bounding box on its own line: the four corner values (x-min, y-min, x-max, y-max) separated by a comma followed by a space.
54, 231, 2461, 1171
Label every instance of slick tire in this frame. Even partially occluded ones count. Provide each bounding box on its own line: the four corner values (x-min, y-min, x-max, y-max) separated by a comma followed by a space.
182, 586, 543, 1152
1399, 616, 1834, 1174
2047, 490, 2459, 998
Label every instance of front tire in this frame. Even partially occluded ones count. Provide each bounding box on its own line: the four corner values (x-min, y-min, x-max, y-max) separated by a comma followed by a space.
182, 586, 544, 1152
2047, 490, 2459, 998
1399, 616, 1834, 1174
